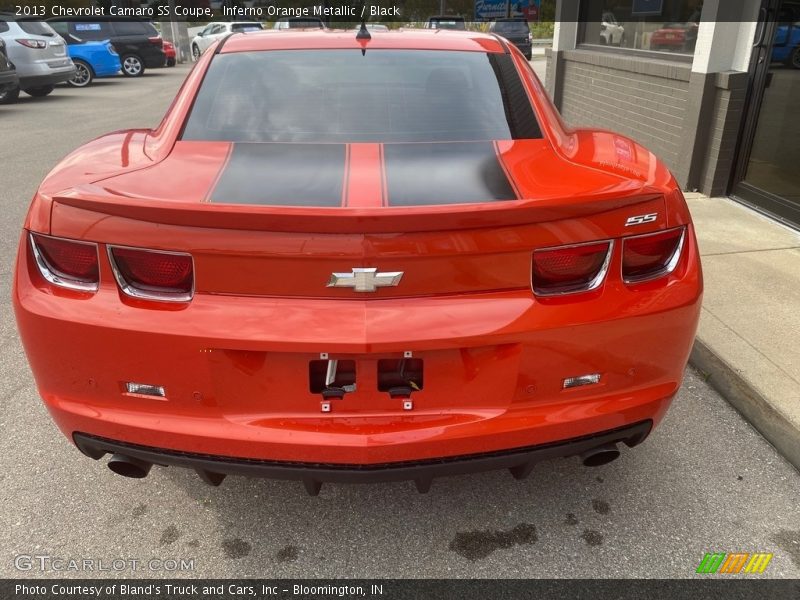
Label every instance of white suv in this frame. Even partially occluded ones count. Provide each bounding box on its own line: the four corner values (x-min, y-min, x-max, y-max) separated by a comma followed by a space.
191, 21, 263, 61
0, 14, 75, 104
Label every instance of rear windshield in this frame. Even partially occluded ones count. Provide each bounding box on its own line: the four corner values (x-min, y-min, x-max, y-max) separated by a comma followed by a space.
111, 20, 158, 37
17, 20, 57, 36
65, 21, 114, 40
181, 50, 541, 143
492, 21, 530, 34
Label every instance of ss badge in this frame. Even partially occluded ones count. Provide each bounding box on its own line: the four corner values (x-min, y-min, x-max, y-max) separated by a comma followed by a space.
625, 213, 658, 227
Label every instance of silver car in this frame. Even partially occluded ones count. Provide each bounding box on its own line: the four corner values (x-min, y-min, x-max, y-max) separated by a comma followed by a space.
0, 14, 75, 104
191, 21, 263, 61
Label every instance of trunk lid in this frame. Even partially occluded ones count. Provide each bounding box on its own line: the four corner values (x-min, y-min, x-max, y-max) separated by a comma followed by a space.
50, 138, 667, 299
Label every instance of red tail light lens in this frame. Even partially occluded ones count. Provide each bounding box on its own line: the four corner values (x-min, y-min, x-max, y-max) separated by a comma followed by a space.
532, 241, 613, 296
148, 36, 163, 46
30, 233, 99, 292
108, 246, 193, 301
622, 227, 685, 284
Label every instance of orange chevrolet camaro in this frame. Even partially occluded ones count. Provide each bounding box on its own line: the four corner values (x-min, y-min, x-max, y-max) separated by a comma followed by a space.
13, 27, 702, 495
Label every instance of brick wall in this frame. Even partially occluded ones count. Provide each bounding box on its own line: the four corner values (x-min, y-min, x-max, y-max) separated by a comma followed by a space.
698, 73, 748, 196
556, 50, 691, 175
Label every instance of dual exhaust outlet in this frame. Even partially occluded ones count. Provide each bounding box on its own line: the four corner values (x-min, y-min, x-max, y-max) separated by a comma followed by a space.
104, 442, 622, 492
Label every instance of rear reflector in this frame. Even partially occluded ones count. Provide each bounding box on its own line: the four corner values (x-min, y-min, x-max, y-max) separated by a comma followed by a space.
108, 246, 193, 302
532, 241, 613, 296
29, 233, 99, 292
622, 227, 685, 284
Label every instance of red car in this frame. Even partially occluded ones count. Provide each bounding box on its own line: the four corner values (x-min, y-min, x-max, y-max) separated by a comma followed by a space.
13, 29, 702, 495
163, 40, 176, 67
650, 22, 699, 52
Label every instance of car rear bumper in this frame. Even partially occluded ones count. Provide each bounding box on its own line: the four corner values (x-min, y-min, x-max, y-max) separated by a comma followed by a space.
14, 228, 702, 468
92, 56, 121, 78
74, 420, 653, 492
144, 51, 166, 68
18, 65, 76, 89
511, 41, 532, 56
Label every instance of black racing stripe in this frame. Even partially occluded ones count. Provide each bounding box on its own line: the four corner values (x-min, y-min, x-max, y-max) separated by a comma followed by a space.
384, 142, 518, 206
489, 54, 542, 140
209, 143, 345, 206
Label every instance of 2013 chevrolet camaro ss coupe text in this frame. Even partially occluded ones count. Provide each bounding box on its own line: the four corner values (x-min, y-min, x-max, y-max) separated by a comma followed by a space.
13, 28, 702, 495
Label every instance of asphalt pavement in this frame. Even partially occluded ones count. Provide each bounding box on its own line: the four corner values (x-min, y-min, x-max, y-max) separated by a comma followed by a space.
1, 65, 799, 579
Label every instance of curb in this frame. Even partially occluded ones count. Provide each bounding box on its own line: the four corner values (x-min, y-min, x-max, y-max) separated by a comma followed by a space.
689, 338, 800, 472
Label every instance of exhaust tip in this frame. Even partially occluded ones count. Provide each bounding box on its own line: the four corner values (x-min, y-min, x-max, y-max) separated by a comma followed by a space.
581, 444, 620, 467
107, 454, 152, 478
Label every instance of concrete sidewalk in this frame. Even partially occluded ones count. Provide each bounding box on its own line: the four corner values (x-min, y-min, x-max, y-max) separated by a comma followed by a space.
686, 194, 800, 470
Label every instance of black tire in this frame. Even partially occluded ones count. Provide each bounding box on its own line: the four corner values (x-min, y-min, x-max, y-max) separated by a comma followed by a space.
24, 85, 54, 97
525, 51, 532, 60
68, 59, 94, 87
192, 44, 201, 61
121, 54, 145, 77
166, 57, 176, 67
790, 46, 800, 69
0, 85, 20, 104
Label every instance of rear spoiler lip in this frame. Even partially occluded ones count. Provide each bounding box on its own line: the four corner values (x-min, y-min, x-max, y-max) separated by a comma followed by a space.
52, 189, 664, 234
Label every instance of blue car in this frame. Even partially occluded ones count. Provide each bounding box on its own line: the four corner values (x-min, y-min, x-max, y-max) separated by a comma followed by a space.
772, 4, 800, 69
66, 40, 121, 87
49, 21, 120, 87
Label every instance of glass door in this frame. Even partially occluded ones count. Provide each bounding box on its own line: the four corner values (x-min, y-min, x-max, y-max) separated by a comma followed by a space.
732, 0, 800, 228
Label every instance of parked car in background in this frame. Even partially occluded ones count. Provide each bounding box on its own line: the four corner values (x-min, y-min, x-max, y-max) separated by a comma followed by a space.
192, 22, 264, 59
0, 38, 18, 98
0, 13, 75, 104
650, 21, 699, 52
600, 12, 625, 46
163, 40, 176, 67
772, 2, 800, 68
425, 15, 467, 30
273, 18, 325, 30
47, 18, 165, 77
49, 21, 120, 87
355, 23, 389, 32
488, 18, 533, 59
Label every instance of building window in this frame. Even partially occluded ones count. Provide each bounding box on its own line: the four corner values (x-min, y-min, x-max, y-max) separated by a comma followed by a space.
579, 0, 704, 57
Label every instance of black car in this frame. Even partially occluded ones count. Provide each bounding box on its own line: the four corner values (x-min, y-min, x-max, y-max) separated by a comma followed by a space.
489, 18, 533, 60
46, 18, 165, 77
0, 38, 18, 97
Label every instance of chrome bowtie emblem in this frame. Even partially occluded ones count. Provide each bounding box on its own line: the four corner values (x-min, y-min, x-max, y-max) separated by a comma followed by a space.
327, 268, 404, 293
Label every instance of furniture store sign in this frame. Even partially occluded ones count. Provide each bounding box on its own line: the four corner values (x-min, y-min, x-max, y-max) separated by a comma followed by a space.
475, 0, 540, 21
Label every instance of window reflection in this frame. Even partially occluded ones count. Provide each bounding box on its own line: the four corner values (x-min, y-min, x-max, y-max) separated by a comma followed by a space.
580, 0, 704, 55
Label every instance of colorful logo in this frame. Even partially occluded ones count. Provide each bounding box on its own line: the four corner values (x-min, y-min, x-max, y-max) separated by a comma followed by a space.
696, 552, 773, 574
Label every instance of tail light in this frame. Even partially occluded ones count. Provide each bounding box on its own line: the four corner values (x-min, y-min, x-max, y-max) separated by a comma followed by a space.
622, 227, 685, 284
15, 39, 47, 49
148, 36, 163, 47
108, 246, 193, 302
29, 233, 99, 292
532, 241, 613, 296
